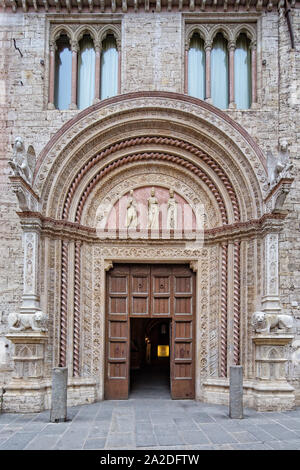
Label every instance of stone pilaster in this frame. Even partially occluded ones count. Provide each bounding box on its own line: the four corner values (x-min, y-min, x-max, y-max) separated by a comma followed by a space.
261, 232, 281, 314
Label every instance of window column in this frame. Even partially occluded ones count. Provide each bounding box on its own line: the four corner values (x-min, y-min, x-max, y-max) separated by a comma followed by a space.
94, 40, 101, 103
48, 41, 56, 110
70, 40, 79, 110
184, 43, 188, 94
228, 40, 236, 108
117, 38, 121, 94
204, 40, 212, 103
250, 40, 257, 107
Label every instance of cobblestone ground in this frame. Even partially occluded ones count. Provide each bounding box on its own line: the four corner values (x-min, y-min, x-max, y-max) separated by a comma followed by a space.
1, 399, 300, 450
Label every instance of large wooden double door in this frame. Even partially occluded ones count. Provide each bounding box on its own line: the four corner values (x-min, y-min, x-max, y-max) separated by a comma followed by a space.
105, 264, 195, 400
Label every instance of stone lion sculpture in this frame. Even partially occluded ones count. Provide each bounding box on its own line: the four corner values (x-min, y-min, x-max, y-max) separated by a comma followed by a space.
8, 311, 48, 333
252, 311, 293, 334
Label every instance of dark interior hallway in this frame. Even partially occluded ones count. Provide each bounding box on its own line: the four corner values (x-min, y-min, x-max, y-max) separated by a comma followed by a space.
130, 318, 171, 399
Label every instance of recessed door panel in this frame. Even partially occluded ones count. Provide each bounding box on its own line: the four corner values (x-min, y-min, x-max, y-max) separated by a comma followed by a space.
105, 265, 130, 399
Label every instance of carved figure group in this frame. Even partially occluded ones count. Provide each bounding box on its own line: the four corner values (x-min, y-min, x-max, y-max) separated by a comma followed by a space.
125, 187, 178, 231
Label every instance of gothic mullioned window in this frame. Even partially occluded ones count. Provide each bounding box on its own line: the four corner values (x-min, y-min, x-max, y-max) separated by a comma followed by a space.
54, 34, 72, 110
234, 33, 252, 110
211, 32, 229, 110
188, 33, 205, 100
48, 26, 120, 111
186, 25, 256, 110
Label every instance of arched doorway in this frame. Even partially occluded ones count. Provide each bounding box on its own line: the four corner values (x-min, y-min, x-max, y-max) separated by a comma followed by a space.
6, 92, 295, 412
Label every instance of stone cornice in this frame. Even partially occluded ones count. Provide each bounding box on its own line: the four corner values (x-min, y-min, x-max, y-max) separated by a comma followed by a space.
0, 0, 295, 14
16, 210, 287, 243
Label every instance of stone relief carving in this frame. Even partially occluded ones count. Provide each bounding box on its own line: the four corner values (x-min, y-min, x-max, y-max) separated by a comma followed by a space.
252, 311, 293, 334
8, 137, 35, 186
289, 340, 300, 378
87, 170, 218, 232
126, 190, 138, 229
167, 188, 178, 230
8, 311, 48, 333
267, 140, 293, 189
147, 187, 159, 230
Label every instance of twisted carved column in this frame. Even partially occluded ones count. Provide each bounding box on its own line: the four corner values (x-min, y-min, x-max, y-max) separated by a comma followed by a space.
73, 241, 81, 376
233, 240, 241, 365
220, 243, 228, 377
59, 240, 68, 367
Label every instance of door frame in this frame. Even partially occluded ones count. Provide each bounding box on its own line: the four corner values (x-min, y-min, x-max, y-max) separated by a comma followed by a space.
104, 262, 197, 400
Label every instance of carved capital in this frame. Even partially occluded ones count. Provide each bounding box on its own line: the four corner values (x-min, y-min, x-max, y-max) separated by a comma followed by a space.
71, 40, 79, 53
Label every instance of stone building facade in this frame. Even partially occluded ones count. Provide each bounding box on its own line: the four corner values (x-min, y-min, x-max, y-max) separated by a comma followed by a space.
0, 0, 299, 412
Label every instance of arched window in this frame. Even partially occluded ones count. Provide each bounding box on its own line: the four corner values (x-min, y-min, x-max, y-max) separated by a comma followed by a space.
77, 34, 96, 110
188, 33, 205, 100
54, 34, 72, 110
211, 33, 228, 110
234, 33, 251, 109
100, 34, 118, 100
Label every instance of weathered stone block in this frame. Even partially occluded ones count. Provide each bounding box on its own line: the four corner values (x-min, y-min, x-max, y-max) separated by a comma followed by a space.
50, 367, 68, 423
229, 366, 243, 419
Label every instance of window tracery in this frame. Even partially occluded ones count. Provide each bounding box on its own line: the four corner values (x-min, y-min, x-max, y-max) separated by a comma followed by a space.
185, 23, 257, 110
48, 23, 121, 110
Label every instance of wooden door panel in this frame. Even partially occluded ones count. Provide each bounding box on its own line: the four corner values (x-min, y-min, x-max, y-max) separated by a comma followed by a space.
131, 265, 150, 316
151, 266, 171, 317
171, 266, 195, 399
174, 297, 192, 315
105, 266, 130, 399
174, 342, 192, 361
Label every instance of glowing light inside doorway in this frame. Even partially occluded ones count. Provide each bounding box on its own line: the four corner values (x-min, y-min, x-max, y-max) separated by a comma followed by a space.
157, 345, 169, 357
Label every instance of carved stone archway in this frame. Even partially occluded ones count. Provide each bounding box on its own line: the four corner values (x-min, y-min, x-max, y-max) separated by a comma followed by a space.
5, 92, 295, 412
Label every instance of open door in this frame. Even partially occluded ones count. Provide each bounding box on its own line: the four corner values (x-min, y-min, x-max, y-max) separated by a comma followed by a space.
170, 266, 195, 399
105, 265, 130, 399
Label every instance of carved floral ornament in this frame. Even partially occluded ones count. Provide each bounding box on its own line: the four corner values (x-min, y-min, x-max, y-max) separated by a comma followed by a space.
32, 93, 267, 218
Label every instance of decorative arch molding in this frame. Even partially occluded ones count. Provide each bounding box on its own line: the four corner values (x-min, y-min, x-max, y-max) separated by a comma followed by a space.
82, 167, 222, 230
61, 137, 241, 225
185, 24, 209, 49
33, 93, 267, 223
49, 22, 122, 49
209, 24, 233, 43
50, 24, 74, 45
233, 24, 256, 43
74, 25, 98, 44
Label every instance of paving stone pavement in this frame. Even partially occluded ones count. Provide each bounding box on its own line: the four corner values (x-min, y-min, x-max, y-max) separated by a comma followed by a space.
1, 399, 300, 450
